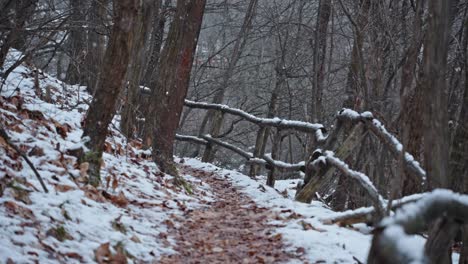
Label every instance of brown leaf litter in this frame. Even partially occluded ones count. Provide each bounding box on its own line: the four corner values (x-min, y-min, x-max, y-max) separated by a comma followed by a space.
159, 166, 306, 264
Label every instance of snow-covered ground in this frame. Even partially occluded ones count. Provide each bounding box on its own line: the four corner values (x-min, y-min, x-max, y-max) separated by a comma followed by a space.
2, 50, 457, 263
0, 51, 214, 263
184, 159, 374, 263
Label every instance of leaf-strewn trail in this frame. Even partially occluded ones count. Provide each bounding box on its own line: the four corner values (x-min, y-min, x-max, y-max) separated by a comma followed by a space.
160, 165, 305, 263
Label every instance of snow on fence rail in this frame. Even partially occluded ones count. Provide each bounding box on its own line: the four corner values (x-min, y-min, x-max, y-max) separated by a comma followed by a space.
175, 134, 305, 172
321, 193, 427, 226
181, 101, 428, 225
337, 108, 426, 182
368, 189, 468, 264
184, 100, 327, 142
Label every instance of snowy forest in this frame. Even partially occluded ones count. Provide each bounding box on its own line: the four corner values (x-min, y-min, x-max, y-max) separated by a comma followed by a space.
0, 0, 467, 263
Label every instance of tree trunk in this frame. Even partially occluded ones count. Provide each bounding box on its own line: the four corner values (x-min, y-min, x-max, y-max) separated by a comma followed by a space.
142, 0, 167, 87
141, 0, 170, 147
310, 0, 331, 123
453, 13, 468, 263
0, 0, 38, 68
120, 0, 155, 139
201, 0, 258, 162
82, 0, 139, 186
425, 217, 459, 264
84, 0, 108, 92
249, 68, 284, 177
150, 0, 206, 180
399, 0, 425, 196
65, 0, 87, 85
450, 12, 468, 193
266, 129, 282, 187
342, 0, 371, 111
422, 0, 451, 189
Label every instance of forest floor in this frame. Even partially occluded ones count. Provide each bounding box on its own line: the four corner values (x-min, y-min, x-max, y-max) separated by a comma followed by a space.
160, 165, 305, 263
0, 50, 375, 263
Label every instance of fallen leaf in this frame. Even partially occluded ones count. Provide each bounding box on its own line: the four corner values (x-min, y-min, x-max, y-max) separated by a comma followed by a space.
28, 146, 45, 157
95, 243, 111, 264
55, 184, 75, 192
83, 185, 106, 203
110, 191, 128, 208
64, 252, 83, 261
4, 201, 35, 219
130, 235, 141, 243
299, 220, 326, 232
111, 175, 118, 191
80, 162, 89, 177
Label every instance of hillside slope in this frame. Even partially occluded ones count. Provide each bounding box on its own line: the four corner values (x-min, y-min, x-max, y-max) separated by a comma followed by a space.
0, 52, 374, 263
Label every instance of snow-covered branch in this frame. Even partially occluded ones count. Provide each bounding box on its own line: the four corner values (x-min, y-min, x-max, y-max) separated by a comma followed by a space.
184, 100, 327, 141
337, 108, 426, 182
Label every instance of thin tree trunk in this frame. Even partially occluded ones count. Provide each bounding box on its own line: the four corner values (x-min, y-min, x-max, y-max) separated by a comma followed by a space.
142, 0, 167, 87
310, 0, 331, 123
422, 0, 451, 189
121, 0, 155, 139
201, 0, 258, 162
65, 0, 87, 85
141, 0, 169, 147
82, 0, 139, 186
342, 0, 371, 111
85, 0, 108, 92
399, 0, 425, 196
249, 68, 284, 177
266, 129, 282, 187
150, 0, 206, 181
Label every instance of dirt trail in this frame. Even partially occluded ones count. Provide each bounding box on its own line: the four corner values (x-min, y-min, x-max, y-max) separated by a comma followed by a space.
159, 165, 305, 263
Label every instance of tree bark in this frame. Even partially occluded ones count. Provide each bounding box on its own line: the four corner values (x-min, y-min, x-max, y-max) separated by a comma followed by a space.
422, 0, 451, 189
341, 0, 371, 111
150, 0, 206, 180
310, 0, 331, 123
453, 13, 468, 263
84, 0, 108, 92
141, 0, 170, 147
82, 0, 139, 186
399, 0, 425, 196
65, 0, 87, 85
120, 0, 155, 139
266, 129, 282, 187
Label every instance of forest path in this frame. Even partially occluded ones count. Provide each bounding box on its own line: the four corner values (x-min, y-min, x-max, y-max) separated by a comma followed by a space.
159, 164, 305, 263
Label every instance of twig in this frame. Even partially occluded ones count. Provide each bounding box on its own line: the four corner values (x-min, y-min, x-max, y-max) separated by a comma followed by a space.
0, 126, 48, 192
